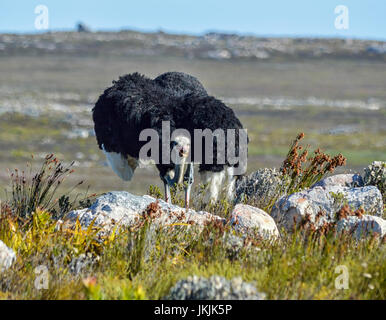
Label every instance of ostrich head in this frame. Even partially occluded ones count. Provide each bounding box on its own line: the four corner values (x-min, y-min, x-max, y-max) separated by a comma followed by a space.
162, 134, 194, 207
169, 135, 191, 184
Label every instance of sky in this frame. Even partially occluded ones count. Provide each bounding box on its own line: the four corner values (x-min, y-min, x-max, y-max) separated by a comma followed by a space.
0, 0, 385, 40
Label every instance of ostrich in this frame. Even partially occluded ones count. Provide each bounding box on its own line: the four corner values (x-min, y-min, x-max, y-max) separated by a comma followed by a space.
92, 72, 247, 208
154, 71, 208, 97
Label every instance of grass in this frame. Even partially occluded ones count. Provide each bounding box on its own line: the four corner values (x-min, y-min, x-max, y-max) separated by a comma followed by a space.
242, 109, 386, 169
0, 138, 384, 300
1, 104, 385, 196
1, 203, 384, 300
6, 154, 94, 219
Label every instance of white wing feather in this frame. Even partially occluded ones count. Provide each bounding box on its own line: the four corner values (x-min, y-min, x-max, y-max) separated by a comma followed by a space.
102, 144, 137, 181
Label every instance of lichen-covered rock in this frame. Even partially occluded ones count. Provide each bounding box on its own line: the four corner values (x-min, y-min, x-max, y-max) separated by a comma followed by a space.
336, 215, 386, 240
230, 204, 279, 239
0, 240, 16, 272
50, 251, 100, 276
68, 253, 100, 275
201, 233, 262, 261
271, 185, 383, 231
165, 275, 265, 300
363, 161, 385, 197
221, 233, 249, 258
312, 174, 364, 188
235, 168, 285, 207
67, 191, 225, 230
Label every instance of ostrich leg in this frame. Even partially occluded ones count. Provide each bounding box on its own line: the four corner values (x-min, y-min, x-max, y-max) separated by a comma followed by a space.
164, 182, 172, 204
183, 163, 194, 210
161, 174, 173, 205
162, 162, 193, 208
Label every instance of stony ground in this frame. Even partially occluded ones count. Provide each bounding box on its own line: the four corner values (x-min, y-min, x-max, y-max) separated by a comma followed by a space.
0, 31, 385, 198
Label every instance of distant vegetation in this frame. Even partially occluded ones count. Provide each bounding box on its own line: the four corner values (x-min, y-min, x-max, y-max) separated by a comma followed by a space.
1, 30, 385, 61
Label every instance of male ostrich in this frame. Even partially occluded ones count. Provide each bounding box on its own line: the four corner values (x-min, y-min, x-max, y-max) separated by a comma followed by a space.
92, 72, 247, 208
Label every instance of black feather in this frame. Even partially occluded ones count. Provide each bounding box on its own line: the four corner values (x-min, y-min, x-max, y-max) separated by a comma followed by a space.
92, 72, 248, 177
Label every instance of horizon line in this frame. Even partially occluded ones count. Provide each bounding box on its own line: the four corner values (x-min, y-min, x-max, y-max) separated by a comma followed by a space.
1, 26, 385, 42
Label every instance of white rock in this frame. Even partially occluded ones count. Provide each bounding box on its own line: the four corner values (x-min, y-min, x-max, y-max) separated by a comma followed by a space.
166, 275, 266, 300
0, 240, 16, 272
336, 215, 386, 240
312, 174, 363, 188
67, 191, 225, 230
230, 204, 279, 239
271, 185, 383, 231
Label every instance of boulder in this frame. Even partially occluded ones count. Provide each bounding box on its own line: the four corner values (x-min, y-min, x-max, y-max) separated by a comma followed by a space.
67, 191, 225, 230
165, 275, 265, 300
271, 185, 383, 231
234, 168, 285, 207
312, 174, 363, 188
68, 253, 100, 275
199, 232, 262, 261
0, 240, 16, 272
336, 215, 386, 240
230, 204, 279, 239
363, 161, 385, 196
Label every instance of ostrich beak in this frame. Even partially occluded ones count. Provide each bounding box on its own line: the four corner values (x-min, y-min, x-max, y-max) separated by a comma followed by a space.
175, 154, 187, 185
163, 158, 194, 210
163, 144, 191, 207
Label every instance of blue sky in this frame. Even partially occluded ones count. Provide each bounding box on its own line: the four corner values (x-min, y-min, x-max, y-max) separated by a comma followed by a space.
0, 0, 385, 40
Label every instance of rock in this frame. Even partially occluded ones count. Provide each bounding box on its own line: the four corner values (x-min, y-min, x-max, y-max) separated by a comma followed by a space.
271, 185, 383, 231
67, 192, 243, 265
49, 251, 100, 276
235, 168, 285, 207
221, 233, 249, 259
165, 275, 265, 300
67, 191, 225, 230
312, 174, 364, 188
336, 215, 386, 240
230, 204, 279, 239
0, 240, 16, 272
206, 49, 231, 60
68, 253, 100, 276
366, 44, 386, 55
202, 232, 262, 261
363, 161, 385, 197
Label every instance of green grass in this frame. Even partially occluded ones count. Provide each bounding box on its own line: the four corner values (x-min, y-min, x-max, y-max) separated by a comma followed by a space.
0, 152, 384, 300
0, 114, 63, 143
1, 207, 384, 300
1, 104, 385, 196
240, 108, 386, 170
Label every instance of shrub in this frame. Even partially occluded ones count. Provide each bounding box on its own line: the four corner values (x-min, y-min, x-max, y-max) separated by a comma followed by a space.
236, 133, 347, 211
5, 154, 96, 220
281, 132, 346, 193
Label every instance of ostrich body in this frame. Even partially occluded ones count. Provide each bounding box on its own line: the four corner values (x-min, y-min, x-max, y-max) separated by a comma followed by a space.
92, 72, 247, 208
